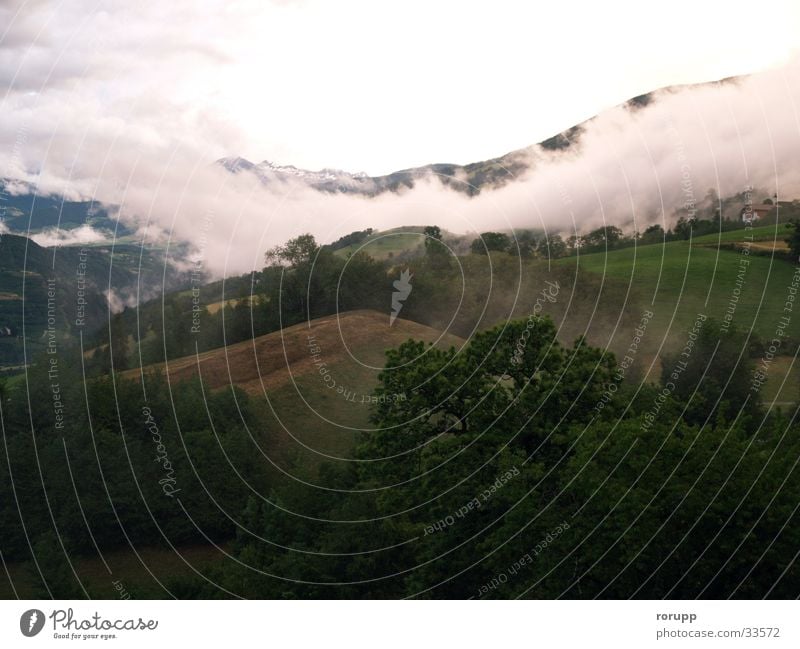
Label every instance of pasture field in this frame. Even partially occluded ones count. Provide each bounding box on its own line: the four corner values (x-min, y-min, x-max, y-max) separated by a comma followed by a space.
557, 239, 800, 407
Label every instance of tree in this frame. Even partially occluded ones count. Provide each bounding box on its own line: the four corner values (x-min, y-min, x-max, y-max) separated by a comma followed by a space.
327, 228, 374, 251
337, 251, 388, 312
423, 225, 442, 246
566, 234, 583, 254
538, 234, 566, 259
786, 220, 800, 261
582, 225, 623, 251
674, 216, 694, 240
225, 317, 621, 598
509, 230, 538, 258
423, 225, 450, 269
265, 233, 319, 267
29, 531, 85, 599
660, 318, 761, 429
470, 231, 511, 255
367, 316, 616, 468
641, 224, 665, 244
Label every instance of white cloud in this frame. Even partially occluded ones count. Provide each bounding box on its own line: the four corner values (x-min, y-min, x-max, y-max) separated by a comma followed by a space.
0, 2, 799, 278
1, 0, 798, 174
103, 288, 136, 314
30, 223, 107, 247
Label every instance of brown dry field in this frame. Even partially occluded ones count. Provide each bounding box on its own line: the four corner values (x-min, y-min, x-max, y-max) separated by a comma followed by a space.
123, 309, 464, 397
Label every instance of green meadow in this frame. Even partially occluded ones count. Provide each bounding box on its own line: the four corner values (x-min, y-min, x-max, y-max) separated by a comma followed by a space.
691, 223, 792, 244
332, 229, 425, 260
556, 237, 800, 406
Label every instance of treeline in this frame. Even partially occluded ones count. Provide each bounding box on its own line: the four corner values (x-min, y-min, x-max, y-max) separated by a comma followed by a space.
468, 216, 766, 260
83, 234, 391, 374
83, 226, 552, 374
79, 210, 798, 377
325, 228, 374, 251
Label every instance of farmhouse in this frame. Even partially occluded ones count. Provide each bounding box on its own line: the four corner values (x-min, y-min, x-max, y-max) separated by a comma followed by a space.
741, 203, 774, 223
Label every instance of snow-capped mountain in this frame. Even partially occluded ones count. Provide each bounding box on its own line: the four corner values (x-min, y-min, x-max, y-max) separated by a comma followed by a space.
217, 156, 381, 193
216, 143, 536, 197
216, 73, 788, 203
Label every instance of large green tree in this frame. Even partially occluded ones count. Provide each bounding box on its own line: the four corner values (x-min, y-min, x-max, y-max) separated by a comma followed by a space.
470, 232, 511, 255
786, 220, 800, 262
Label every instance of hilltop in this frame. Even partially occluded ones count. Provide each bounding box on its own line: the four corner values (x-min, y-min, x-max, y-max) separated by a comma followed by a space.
126, 309, 463, 394
125, 309, 464, 458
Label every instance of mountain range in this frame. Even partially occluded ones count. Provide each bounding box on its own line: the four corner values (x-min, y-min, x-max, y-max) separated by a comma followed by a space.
215, 145, 537, 197
0, 74, 754, 246
213, 77, 744, 199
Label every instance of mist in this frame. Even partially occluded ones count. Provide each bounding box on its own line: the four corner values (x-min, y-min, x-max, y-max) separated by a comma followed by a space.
2, 62, 800, 279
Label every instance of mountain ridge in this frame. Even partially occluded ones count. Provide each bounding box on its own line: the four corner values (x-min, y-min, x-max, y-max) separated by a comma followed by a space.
216, 73, 750, 197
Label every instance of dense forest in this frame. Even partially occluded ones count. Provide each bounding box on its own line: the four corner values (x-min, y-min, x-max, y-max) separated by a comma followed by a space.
2, 220, 800, 598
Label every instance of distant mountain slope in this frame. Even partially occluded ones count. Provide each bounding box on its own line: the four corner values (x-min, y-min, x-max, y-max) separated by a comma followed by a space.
217, 146, 534, 197
216, 76, 749, 198
0, 179, 134, 240
0, 233, 192, 367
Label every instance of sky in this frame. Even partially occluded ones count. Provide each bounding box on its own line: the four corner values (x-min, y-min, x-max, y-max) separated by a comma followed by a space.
1, 0, 800, 279
1, 0, 799, 177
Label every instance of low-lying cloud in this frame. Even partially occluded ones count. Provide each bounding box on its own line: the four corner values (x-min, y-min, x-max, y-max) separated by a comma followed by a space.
1, 46, 799, 278
30, 223, 107, 247
118, 63, 800, 277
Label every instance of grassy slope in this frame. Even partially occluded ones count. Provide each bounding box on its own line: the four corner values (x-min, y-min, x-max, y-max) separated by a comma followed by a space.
556, 239, 800, 405
333, 232, 425, 260
125, 310, 464, 461
691, 223, 791, 244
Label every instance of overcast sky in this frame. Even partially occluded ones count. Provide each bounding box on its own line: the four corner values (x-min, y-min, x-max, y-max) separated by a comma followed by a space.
1, 0, 799, 179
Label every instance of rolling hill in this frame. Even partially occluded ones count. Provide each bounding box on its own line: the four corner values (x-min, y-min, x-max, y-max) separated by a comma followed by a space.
125, 309, 464, 458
